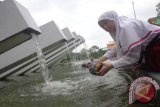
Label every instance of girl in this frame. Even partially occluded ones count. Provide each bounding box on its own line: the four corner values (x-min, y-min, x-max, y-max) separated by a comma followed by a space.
96, 11, 160, 76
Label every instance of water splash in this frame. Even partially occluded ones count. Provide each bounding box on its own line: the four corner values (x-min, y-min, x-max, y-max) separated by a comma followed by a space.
40, 80, 78, 96
32, 34, 50, 84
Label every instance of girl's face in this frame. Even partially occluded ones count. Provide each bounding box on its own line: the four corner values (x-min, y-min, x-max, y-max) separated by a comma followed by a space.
98, 19, 116, 32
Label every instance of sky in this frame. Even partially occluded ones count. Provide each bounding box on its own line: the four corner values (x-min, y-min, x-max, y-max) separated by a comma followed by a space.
16, 0, 160, 49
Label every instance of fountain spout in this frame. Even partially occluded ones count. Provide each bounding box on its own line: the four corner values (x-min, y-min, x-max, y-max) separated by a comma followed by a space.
0, 0, 41, 54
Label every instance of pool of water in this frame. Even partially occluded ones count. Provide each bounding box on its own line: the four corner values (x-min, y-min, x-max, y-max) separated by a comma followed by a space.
0, 61, 141, 107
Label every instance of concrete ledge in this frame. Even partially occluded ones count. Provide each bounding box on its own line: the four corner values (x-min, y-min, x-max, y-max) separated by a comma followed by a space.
0, 0, 41, 54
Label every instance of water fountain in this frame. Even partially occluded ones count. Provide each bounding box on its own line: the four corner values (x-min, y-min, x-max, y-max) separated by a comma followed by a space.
46, 30, 82, 66
12, 21, 68, 76
62, 27, 76, 62
83, 43, 91, 60
0, 0, 84, 81
32, 34, 50, 84
65, 42, 72, 61
73, 40, 79, 61
72, 32, 81, 61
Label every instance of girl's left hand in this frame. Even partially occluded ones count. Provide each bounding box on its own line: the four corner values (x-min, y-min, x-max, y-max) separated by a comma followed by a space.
96, 61, 113, 76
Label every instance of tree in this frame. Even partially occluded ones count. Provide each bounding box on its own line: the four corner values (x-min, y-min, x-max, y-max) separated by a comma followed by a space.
88, 45, 107, 59
60, 45, 106, 63
156, 2, 160, 16
89, 45, 99, 53
80, 48, 88, 59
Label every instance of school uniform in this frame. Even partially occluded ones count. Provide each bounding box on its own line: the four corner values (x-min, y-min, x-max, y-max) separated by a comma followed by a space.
98, 11, 160, 71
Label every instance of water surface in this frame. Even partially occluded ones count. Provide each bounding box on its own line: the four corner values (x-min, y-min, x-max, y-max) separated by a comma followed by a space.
0, 61, 138, 107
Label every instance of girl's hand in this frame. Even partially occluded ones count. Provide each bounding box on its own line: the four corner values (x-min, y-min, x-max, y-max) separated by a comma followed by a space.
96, 62, 113, 76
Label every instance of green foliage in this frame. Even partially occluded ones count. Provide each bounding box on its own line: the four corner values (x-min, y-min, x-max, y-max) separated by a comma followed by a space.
60, 45, 107, 63
88, 45, 106, 59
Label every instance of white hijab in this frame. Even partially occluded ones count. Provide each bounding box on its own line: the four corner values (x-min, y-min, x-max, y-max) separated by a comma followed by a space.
98, 11, 160, 56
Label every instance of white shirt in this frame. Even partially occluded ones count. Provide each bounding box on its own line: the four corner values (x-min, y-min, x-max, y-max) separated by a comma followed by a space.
103, 45, 141, 68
